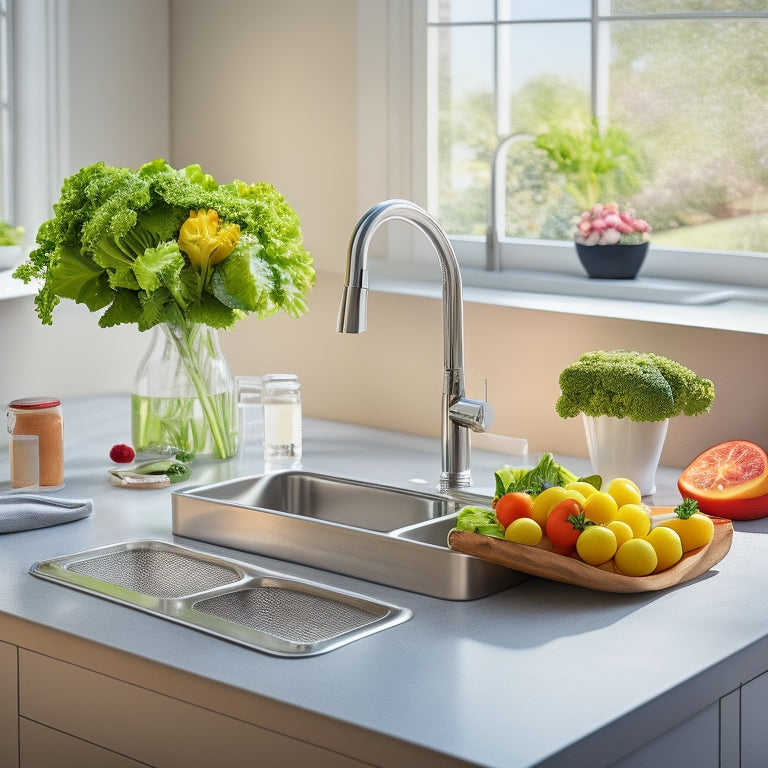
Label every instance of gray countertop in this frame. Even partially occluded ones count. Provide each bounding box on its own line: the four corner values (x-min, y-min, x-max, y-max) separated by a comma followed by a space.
2, 394, 768, 768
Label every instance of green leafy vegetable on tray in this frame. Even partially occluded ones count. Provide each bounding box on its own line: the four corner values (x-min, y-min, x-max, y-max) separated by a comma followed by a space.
455, 507, 505, 539
494, 452, 592, 499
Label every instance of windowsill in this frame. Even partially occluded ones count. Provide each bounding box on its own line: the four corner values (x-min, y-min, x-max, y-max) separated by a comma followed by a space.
0, 268, 35, 301
368, 260, 768, 335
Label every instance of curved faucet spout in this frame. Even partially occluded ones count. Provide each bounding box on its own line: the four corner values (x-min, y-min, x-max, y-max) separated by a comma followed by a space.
337, 199, 493, 491
486, 133, 535, 271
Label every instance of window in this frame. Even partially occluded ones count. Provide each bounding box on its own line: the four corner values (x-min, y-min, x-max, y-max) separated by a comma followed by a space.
0, 0, 11, 222
359, 1, 768, 292
425, 1, 768, 283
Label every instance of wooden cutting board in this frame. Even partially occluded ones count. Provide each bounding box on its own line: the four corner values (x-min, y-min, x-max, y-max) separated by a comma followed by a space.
448, 514, 733, 593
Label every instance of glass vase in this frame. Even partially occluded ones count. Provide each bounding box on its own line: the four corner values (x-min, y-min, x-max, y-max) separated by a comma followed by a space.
131, 323, 239, 460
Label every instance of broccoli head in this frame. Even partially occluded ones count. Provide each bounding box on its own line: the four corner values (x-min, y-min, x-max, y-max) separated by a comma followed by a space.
555, 349, 715, 422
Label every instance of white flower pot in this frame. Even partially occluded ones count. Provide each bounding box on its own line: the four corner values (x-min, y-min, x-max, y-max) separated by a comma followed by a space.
582, 414, 669, 496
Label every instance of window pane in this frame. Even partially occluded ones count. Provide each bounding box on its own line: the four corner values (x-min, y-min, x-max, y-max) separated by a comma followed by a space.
428, 0, 494, 24
498, 0, 590, 21
609, 0, 768, 14
608, 18, 768, 252
499, 22, 591, 239
431, 24, 495, 234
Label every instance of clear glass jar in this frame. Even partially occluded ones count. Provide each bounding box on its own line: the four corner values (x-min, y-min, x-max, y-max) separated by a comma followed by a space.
131, 323, 238, 460
262, 374, 302, 461
7, 397, 64, 488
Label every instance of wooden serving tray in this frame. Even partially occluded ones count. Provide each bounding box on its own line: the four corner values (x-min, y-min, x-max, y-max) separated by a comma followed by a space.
448, 512, 733, 593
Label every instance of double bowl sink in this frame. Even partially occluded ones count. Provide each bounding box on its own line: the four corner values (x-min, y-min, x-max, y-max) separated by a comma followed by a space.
172, 470, 526, 600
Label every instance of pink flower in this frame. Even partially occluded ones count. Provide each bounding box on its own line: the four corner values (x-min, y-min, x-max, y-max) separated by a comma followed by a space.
574, 202, 651, 245
583, 231, 601, 246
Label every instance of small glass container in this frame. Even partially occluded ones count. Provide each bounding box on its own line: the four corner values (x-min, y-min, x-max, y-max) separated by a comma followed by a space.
7, 397, 64, 488
262, 374, 302, 462
236, 376, 263, 450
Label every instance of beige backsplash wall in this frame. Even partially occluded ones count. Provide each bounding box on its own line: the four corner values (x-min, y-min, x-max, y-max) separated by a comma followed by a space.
221, 271, 768, 469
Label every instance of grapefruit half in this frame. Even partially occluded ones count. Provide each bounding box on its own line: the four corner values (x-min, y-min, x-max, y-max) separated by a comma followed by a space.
678, 440, 768, 520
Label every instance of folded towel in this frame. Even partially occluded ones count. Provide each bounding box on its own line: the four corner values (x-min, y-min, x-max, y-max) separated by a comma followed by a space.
0, 494, 93, 534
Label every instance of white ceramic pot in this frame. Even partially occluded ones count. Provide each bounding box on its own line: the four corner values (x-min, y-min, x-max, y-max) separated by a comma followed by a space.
582, 414, 669, 496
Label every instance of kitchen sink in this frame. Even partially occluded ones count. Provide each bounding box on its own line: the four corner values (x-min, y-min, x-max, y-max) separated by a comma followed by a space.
172, 470, 525, 600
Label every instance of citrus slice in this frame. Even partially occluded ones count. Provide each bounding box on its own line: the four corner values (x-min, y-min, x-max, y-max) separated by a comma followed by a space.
676, 489, 768, 521
678, 440, 768, 501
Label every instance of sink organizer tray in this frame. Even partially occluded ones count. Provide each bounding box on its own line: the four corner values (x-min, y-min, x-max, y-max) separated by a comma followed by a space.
30, 540, 412, 657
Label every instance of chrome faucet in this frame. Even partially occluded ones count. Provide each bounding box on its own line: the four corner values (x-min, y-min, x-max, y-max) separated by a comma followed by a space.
337, 199, 494, 491
485, 134, 534, 271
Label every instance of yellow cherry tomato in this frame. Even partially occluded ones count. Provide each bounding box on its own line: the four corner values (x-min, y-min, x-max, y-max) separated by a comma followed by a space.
582, 491, 619, 526
576, 525, 618, 565
646, 526, 683, 572
531, 487, 585, 526
658, 513, 715, 552
564, 481, 598, 499
504, 517, 543, 546
606, 520, 634, 549
616, 503, 652, 538
614, 538, 657, 576
605, 477, 642, 508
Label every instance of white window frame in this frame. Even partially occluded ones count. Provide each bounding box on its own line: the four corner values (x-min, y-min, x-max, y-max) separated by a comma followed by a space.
357, 1, 768, 298
11, 0, 68, 245
0, 0, 9, 222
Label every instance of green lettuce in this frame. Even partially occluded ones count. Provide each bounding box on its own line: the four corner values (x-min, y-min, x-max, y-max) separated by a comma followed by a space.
14, 159, 315, 330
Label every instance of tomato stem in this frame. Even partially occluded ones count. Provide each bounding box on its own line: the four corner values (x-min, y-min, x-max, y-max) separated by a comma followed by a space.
674, 498, 700, 520
566, 511, 595, 531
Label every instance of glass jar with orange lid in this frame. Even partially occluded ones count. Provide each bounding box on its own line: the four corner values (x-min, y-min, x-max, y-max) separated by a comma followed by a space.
7, 397, 64, 488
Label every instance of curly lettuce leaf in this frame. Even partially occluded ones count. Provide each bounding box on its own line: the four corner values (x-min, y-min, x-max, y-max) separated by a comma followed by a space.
455, 506, 505, 539
14, 159, 314, 330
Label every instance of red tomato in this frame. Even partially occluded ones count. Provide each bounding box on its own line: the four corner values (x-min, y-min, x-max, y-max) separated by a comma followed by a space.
545, 498, 583, 552
494, 492, 534, 529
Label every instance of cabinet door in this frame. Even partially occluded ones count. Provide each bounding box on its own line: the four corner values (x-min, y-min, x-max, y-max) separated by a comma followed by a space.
0, 640, 18, 768
742, 669, 768, 768
19, 650, 369, 768
20, 718, 147, 768
608, 701, 719, 768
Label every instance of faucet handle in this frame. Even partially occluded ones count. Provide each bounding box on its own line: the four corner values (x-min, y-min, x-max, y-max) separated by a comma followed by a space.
449, 397, 495, 433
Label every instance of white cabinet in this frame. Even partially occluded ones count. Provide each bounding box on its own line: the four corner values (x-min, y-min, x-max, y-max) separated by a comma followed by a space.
0, 640, 18, 768
18, 649, 369, 768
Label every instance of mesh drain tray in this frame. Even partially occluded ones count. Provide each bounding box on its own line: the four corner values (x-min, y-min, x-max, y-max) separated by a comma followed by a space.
30, 540, 412, 657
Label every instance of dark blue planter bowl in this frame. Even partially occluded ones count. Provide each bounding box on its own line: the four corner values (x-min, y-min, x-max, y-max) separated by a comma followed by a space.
575, 241, 649, 279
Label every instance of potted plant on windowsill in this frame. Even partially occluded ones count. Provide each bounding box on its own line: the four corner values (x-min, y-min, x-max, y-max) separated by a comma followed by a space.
574, 203, 651, 279
0, 220, 24, 269
555, 350, 715, 495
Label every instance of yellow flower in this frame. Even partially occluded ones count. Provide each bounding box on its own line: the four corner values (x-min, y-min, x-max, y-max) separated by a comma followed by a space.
178, 209, 240, 272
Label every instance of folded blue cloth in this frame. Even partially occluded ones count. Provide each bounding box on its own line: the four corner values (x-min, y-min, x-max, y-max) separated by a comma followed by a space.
0, 494, 93, 533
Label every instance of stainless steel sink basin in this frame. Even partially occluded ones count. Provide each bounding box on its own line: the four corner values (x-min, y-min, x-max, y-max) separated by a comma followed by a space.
172, 471, 525, 600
